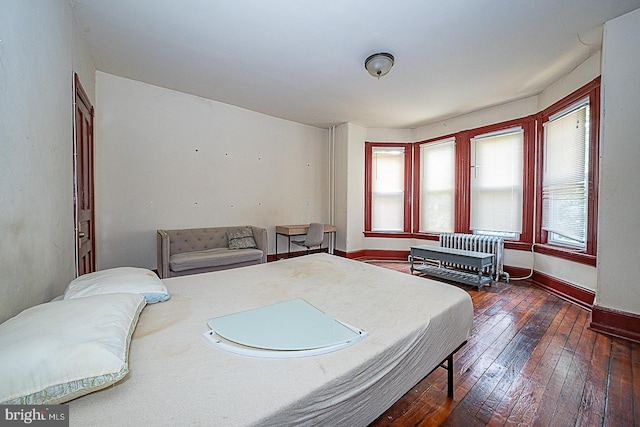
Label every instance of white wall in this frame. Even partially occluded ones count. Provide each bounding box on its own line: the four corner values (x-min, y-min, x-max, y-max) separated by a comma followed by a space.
345, 123, 368, 252
332, 123, 349, 252
538, 53, 601, 111
0, 0, 95, 323
596, 9, 640, 315
95, 73, 329, 270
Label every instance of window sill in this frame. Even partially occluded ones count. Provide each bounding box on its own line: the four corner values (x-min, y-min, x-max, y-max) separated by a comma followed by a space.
534, 244, 596, 266
363, 231, 414, 238
410, 232, 440, 241
504, 240, 533, 251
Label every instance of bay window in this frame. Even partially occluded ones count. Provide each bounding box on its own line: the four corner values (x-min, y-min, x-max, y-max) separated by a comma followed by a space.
470, 128, 524, 239
542, 99, 589, 248
364, 143, 412, 234
536, 78, 599, 263
364, 78, 598, 265
417, 138, 455, 234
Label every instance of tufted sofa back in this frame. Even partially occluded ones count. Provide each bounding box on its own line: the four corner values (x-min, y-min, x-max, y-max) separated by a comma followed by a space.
166, 227, 230, 255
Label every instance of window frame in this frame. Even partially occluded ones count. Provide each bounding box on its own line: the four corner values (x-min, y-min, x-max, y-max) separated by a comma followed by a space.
459, 117, 536, 249
364, 142, 413, 237
469, 126, 525, 240
535, 78, 600, 265
412, 135, 457, 238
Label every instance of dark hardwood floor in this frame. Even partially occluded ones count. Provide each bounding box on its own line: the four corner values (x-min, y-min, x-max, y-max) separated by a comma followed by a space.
367, 261, 640, 427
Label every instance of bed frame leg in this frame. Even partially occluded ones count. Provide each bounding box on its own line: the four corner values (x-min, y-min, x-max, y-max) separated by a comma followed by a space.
447, 353, 454, 398
434, 342, 464, 400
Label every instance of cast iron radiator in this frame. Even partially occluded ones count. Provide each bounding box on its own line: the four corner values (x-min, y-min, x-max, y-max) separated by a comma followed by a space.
438, 233, 509, 282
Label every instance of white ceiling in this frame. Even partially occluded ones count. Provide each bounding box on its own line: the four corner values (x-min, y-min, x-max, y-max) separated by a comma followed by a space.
71, 0, 640, 129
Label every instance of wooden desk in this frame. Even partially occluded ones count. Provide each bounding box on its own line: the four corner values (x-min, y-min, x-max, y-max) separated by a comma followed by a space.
275, 224, 336, 258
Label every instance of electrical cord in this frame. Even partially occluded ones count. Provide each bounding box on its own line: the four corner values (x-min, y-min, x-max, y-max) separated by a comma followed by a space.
508, 243, 536, 281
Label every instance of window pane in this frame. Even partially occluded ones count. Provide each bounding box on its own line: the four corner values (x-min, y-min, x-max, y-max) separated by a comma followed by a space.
372, 194, 404, 231
542, 101, 589, 247
371, 147, 405, 231
470, 129, 523, 235
419, 139, 454, 233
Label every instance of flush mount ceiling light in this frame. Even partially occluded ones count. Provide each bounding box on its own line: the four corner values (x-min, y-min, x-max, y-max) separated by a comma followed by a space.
364, 52, 394, 78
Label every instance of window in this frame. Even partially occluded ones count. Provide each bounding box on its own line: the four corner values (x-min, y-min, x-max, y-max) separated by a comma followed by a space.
542, 100, 589, 248
536, 77, 599, 264
362, 78, 598, 265
470, 128, 524, 239
417, 138, 455, 233
364, 143, 412, 233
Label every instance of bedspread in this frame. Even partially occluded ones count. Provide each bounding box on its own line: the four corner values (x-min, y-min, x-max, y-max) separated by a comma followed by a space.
67, 254, 473, 426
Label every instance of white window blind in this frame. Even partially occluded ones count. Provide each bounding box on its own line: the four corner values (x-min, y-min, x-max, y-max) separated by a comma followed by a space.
371, 146, 405, 231
470, 128, 523, 235
419, 138, 455, 233
542, 100, 589, 247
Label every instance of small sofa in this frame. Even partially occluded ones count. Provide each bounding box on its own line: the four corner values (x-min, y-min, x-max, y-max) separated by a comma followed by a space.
157, 225, 268, 278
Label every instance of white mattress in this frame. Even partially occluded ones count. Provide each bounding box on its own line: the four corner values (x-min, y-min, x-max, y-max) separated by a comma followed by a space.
68, 254, 473, 426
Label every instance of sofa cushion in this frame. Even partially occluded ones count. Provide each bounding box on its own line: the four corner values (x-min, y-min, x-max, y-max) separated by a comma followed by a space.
170, 247, 264, 272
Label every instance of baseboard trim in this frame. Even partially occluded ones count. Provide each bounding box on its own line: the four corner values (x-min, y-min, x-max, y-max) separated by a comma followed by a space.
589, 305, 640, 344
273, 249, 409, 261
344, 249, 409, 261
268, 248, 327, 262
531, 271, 595, 310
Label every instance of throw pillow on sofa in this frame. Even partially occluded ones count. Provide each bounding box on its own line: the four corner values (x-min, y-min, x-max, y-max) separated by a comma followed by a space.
227, 226, 258, 250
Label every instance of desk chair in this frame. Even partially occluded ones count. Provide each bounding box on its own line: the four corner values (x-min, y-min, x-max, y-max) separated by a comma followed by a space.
290, 223, 325, 254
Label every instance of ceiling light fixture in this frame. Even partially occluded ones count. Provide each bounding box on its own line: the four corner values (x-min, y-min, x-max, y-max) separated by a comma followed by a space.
365, 52, 394, 79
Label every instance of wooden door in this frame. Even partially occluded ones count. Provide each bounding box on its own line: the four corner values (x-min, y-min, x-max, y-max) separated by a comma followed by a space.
74, 74, 96, 275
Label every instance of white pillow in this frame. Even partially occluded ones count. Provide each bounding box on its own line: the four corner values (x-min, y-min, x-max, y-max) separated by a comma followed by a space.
0, 293, 146, 405
64, 267, 170, 303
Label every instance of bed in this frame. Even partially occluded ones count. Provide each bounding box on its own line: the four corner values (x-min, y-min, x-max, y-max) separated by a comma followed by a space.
67, 253, 473, 426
